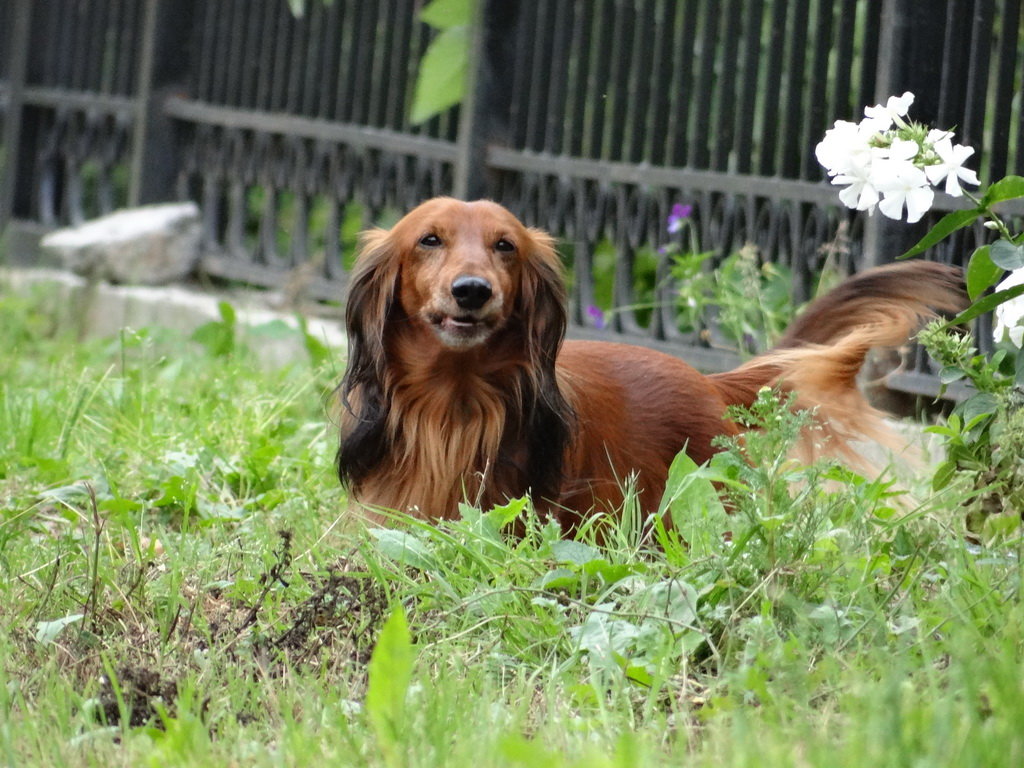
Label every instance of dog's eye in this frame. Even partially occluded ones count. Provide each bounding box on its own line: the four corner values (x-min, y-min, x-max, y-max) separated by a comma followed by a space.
419, 234, 442, 248
495, 239, 515, 253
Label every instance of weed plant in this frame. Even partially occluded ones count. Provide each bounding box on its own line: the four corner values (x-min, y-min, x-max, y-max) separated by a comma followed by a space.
0, 285, 1022, 767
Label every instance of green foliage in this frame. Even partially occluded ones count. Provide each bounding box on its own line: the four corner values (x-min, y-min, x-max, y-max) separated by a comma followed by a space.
190, 301, 237, 357
918, 321, 1024, 539
409, 0, 476, 125
900, 208, 986, 260
898, 168, 1024, 541
966, 244, 1000, 301
901, 176, 1024, 326
366, 608, 416, 766
673, 245, 796, 353
2, 287, 1024, 766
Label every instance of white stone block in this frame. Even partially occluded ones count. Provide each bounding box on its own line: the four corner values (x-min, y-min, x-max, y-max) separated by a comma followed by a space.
40, 202, 201, 285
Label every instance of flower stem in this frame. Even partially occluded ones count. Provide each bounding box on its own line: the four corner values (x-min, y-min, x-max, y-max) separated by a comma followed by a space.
963, 190, 1016, 243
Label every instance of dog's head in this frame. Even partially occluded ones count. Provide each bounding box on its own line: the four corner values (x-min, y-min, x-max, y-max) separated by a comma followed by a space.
347, 197, 566, 356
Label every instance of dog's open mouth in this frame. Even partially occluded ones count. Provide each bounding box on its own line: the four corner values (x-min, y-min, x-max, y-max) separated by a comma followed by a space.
427, 312, 493, 347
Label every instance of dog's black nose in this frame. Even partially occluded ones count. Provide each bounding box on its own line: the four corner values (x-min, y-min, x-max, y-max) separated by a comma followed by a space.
451, 276, 493, 310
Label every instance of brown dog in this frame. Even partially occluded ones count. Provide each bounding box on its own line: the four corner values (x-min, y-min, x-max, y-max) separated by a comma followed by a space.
336, 197, 965, 529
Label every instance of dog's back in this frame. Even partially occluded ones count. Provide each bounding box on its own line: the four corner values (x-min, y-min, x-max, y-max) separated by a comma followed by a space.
554, 261, 966, 524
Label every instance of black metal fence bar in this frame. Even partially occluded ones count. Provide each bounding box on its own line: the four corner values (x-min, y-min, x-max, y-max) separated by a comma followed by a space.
16, 87, 136, 116
164, 99, 460, 162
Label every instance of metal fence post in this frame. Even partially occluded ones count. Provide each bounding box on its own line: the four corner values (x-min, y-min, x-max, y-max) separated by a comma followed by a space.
129, 0, 195, 207
863, 0, 949, 266
0, 0, 33, 238
452, 0, 519, 201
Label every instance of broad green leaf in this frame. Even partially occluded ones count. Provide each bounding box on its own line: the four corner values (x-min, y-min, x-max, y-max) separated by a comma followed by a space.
635, 579, 698, 626
217, 301, 237, 326
409, 26, 469, 124
624, 665, 654, 686
583, 560, 637, 586
365, 608, 415, 762
35, 613, 85, 645
538, 567, 578, 590
931, 459, 957, 491
980, 175, 1024, 208
990, 239, 1024, 270
946, 283, 1024, 326
657, 450, 728, 518
938, 366, 966, 384
486, 496, 529, 528
420, 0, 474, 29
965, 245, 1002, 301
961, 392, 999, 427
191, 321, 235, 357
296, 315, 332, 369
1016, 349, 1024, 386
569, 612, 640, 658
550, 539, 601, 566
981, 511, 1024, 541
898, 208, 982, 259
154, 475, 196, 508
369, 529, 437, 571
99, 497, 142, 515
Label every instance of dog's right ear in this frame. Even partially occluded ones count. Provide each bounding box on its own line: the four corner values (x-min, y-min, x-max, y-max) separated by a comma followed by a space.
343, 228, 401, 382
337, 228, 400, 488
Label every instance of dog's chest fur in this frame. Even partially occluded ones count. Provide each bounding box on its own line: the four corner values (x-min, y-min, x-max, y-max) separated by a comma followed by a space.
361, 352, 531, 518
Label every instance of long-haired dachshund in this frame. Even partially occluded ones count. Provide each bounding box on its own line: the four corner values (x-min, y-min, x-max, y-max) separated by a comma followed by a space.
337, 197, 966, 529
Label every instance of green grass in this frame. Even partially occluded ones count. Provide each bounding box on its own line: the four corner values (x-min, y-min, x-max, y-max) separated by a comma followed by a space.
1, 283, 1023, 767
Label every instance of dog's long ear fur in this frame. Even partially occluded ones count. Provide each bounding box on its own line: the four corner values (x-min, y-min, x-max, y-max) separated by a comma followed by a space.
514, 228, 575, 500
336, 228, 400, 489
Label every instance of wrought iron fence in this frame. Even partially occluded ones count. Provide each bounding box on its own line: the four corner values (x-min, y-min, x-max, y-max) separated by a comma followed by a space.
1, 0, 1022, 396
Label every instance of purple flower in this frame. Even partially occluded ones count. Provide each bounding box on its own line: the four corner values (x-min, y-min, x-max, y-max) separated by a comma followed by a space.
586, 305, 606, 330
667, 203, 693, 234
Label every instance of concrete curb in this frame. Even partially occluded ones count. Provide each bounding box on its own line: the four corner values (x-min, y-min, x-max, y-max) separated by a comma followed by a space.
1, 267, 347, 369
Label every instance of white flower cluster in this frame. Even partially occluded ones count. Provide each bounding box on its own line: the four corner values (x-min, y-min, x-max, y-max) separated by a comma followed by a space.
816, 92, 979, 224
995, 269, 1024, 348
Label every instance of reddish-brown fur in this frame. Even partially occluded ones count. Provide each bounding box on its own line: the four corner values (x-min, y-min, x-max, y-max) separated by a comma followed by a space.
336, 197, 966, 530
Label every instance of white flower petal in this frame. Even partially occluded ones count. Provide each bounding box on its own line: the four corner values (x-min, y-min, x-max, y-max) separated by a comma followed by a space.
924, 164, 948, 186
836, 183, 861, 209
887, 91, 915, 116
994, 269, 1024, 347
878, 195, 906, 220
944, 172, 963, 197
996, 268, 1024, 293
861, 107, 894, 131
956, 166, 979, 187
904, 186, 935, 223
863, 92, 914, 128
815, 120, 875, 176
871, 158, 926, 192
857, 185, 880, 210
889, 138, 919, 162
923, 137, 979, 196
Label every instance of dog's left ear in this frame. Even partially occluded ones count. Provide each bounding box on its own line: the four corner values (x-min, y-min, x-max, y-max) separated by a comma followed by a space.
519, 227, 568, 368
343, 228, 400, 388
337, 228, 400, 489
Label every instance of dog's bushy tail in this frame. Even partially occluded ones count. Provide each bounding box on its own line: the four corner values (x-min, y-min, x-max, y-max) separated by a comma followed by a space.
709, 260, 967, 465
773, 260, 966, 349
